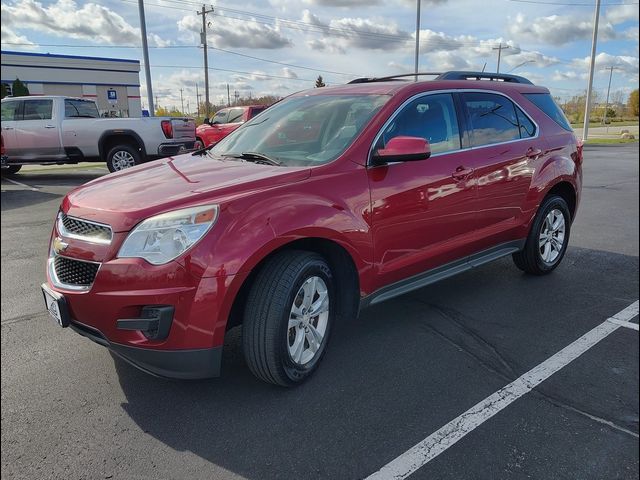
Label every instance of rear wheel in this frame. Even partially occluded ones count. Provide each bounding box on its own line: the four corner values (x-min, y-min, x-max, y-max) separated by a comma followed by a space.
242, 251, 335, 386
513, 195, 571, 275
106, 144, 141, 173
1, 165, 22, 175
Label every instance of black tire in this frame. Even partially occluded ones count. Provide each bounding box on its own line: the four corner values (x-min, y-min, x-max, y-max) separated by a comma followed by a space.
1, 165, 22, 175
106, 144, 142, 173
513, 195, 571, 275
242, 250, 335, 387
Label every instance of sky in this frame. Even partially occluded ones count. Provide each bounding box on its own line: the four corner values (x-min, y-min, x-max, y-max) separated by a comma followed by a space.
1, 0, 638, 112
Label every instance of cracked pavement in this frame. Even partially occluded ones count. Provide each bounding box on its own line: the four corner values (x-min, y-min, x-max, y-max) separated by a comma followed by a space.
1, 145, 638, 480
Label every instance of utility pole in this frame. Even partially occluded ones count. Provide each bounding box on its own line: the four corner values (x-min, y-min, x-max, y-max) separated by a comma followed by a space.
492, 43, 510, 73
227, 84, 230, 107
137, 0, 155, 116
234, 90, 239, 105
154, 95, 158, 110
179, 88, 184, 114
602, 65, 619, 128
414, 0, 421, 81
197, 5, 214, 118
195, 83, 200, 117
583, 0, 601, 142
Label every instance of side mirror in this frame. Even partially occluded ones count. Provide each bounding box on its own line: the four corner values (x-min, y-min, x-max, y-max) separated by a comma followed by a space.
203, 117, 210, 125
372, 136, 431, 165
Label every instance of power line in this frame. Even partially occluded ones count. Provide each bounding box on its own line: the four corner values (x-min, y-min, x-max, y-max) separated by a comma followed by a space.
507, 0, 637, 5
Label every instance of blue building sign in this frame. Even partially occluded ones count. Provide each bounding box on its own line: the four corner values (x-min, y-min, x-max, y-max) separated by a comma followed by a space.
107, 89, 117, 101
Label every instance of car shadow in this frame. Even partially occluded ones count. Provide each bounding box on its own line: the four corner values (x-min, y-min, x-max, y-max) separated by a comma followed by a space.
113, 247, 639, 480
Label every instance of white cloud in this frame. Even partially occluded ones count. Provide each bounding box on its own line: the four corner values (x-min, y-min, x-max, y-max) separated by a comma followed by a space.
571, 52, 639, 76
1, 0, 170, 46
508, 12, 617, 46
0, 25, 37, 49
605, 4, 639, 25
177, 13, 292, 49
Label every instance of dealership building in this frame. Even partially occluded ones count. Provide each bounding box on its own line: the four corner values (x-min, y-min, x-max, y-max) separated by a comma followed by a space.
1, 50, 143, 117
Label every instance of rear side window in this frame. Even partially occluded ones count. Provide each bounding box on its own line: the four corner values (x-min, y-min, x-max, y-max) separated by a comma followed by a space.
523, 93, 572, 131
515, 105, 536, 138
65, 99, 99, 118
1, 101, 19, 121
463, 93, 520, 147
22, 99, 53, 120
378, 93, 461, 155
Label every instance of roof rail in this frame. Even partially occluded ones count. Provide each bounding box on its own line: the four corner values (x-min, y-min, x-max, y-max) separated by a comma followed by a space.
435, 71, 534, 85
347, 72, 442, 84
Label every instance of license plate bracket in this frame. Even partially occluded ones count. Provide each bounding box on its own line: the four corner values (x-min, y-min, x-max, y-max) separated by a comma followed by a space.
41, 283, 71, 327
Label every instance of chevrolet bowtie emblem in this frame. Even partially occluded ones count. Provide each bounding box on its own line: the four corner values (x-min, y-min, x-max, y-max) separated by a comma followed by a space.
53, 237, 69, 255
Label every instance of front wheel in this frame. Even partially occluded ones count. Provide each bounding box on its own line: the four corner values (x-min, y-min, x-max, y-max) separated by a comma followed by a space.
513, 195, 571, 275
106, 144, 142, 173
242, 251, 335, 386
1, 165, 22, 175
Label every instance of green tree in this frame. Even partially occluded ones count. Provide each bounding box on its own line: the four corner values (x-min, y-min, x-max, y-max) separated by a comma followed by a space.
315, 75, 326, 88
11, 78, 29, 97
628, 89, 639, 117
0, 83, 8, 99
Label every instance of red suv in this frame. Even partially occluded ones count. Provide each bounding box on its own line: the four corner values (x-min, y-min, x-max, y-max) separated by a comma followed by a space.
42, 72, 582, 386
196, 105, 268, 147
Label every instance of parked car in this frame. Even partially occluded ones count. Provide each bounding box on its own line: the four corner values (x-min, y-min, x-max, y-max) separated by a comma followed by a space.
196, 105, 268, 147
42, 71, 582, 386
1, 96, 196, 173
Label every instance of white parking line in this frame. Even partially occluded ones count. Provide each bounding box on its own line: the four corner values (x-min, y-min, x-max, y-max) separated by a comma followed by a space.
3, 177, 40, 191
366, 300, 639, 480
607, 318, 640, 331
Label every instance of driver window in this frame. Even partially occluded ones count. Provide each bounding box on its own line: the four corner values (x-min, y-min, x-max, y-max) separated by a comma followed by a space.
378, 93, 461, 155
212, 109, 229, 124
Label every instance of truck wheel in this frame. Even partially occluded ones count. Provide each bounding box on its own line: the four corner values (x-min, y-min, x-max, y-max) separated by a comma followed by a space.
242, 250, 335, 387
1, 165, 22, 175
512, 195, 571, 275
106, 145, 141, 173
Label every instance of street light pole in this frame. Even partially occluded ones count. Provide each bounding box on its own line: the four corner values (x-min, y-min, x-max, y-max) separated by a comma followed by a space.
137, 0, 154, 117
414, 0, 421, 81
582, 0, 601, 142
493, 43, 510, 74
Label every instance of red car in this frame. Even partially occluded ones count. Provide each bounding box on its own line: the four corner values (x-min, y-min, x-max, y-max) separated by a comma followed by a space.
42, 72, 582, 386
196, 105, 268, 147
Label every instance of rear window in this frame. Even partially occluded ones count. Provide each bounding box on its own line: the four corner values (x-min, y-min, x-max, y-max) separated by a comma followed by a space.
523, 93, 572, 131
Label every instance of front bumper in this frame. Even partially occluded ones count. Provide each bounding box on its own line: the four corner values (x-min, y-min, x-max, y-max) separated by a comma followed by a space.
70, 320, 222, 379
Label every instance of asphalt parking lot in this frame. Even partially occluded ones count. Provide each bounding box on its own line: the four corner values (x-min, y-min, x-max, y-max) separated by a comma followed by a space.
1, 144, 638, 480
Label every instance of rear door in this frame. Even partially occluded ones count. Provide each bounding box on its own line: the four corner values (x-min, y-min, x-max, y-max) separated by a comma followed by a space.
1, 100, 20, 158
15, 98, 64, 160
460, 91, 542, 249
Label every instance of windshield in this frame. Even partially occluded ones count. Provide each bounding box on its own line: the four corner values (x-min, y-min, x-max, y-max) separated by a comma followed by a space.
209, 94, 389, 166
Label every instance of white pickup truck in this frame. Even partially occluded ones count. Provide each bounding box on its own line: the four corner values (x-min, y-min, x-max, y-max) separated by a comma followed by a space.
1, 96, 197, 173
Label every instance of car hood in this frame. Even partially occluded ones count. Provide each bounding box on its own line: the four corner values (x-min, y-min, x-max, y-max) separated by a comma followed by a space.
62, 154, 311, 232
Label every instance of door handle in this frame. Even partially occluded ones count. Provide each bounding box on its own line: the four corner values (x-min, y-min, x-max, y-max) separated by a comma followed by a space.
526, 147, 542, 159
44, 125, 56, 129
2, 127, 14, 131
452, 166, 474, 180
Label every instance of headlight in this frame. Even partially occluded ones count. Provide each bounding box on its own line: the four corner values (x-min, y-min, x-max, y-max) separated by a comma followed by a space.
118, 205, 219, 265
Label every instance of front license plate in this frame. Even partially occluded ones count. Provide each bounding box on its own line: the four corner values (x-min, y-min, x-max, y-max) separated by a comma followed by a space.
41, 283, 70, 327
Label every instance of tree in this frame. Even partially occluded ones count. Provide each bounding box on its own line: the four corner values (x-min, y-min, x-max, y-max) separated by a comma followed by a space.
315, 75, 326, 88
12, 78, 29, 97
629, 89, 639, 117
0, 83, 8, 99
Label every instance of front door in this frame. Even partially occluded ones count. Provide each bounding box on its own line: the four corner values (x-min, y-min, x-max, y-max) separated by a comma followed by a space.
368, 93, 478, 291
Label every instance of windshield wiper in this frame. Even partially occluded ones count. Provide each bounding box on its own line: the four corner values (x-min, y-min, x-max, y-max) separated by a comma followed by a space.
226, 152, 282, 166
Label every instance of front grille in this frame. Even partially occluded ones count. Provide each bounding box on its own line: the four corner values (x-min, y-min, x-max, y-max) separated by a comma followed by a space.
54, 256, 99, 286
59, 213, 112, 243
